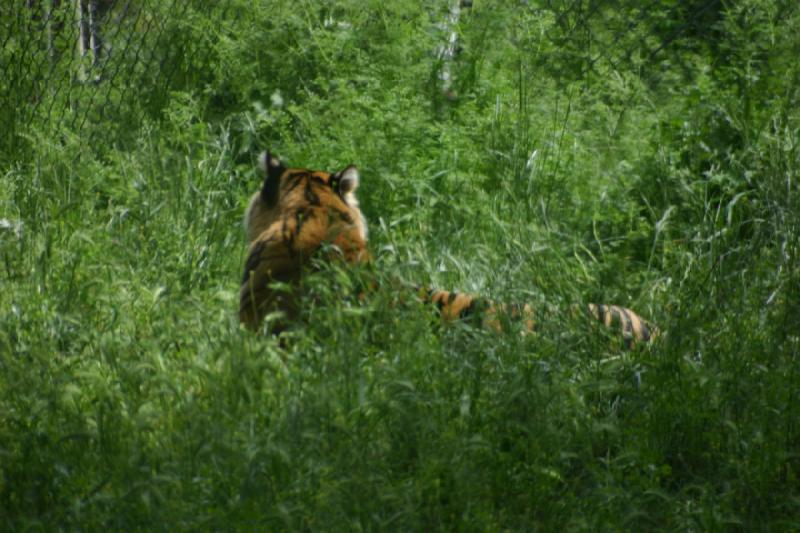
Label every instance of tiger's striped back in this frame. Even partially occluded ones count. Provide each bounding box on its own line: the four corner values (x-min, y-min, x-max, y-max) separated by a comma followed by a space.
420, 288, 656, 345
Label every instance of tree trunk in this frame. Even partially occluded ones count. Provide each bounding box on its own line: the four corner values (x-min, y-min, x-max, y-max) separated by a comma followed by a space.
47, 1, 59, 65
75, 0, 102, 81
436, 0, 472, 99
87, 0, 101, 66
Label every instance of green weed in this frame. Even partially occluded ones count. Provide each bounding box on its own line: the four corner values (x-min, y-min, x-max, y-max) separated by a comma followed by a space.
2, 0, 799, 529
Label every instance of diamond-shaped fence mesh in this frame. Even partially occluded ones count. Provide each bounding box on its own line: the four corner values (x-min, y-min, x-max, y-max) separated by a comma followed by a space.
1, 0, 225, 161
1, 0, 726, 164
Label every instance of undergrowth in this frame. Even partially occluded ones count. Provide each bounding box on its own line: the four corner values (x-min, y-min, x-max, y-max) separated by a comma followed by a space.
2, 0, 799, 529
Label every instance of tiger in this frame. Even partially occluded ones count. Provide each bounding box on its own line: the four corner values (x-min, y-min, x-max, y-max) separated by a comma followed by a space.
240, 151, 657, 345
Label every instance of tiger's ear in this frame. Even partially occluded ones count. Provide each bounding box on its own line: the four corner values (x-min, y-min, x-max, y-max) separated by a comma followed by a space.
258, 150, 285, 207
336, 165, 360, 195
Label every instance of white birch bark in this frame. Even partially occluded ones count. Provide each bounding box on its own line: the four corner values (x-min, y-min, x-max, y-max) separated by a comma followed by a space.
76, 0, 88, 81
436, 0, 472, 98
75, 0, 102, 81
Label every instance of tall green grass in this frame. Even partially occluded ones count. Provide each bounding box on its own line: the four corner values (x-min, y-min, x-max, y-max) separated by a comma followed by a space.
2, 0, 799, 529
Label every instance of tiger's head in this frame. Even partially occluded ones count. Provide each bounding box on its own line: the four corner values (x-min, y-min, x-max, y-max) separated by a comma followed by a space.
244, 150, 368, 246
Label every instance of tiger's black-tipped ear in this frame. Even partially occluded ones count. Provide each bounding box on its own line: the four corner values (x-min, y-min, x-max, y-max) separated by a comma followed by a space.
257, 150, 285, 207
335, 165, 360, 195
259, 150, 286, 179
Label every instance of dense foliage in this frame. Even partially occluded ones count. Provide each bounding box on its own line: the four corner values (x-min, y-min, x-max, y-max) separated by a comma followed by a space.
2, 0, 799, 529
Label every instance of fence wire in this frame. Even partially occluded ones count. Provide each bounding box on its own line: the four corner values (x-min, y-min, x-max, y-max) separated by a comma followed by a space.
535, 0, 727, 82
1, 0, 727, 161
1, 0, 220, 159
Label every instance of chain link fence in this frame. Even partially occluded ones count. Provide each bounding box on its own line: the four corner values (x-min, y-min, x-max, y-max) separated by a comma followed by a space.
1, 0, 225, 160
1, 0, 726, 163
